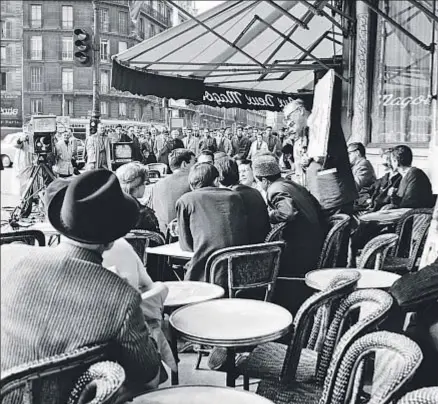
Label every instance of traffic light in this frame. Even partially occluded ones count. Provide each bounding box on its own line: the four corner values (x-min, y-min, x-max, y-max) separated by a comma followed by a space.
89, 118, 99, 135
74, 28, 93, 67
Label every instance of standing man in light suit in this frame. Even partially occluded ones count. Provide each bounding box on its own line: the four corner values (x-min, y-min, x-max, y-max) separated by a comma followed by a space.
53, 129, 77, 178
84, 121, 112, 171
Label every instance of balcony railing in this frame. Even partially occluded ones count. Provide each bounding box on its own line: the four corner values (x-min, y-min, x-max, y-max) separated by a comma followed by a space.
61, 51, 73, 61
30, 50, 43, 60
142, 4, 169, 26
30, 82, 43, 91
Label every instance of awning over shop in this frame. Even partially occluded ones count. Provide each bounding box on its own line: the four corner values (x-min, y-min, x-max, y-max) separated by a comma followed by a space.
112, 0, 350, 112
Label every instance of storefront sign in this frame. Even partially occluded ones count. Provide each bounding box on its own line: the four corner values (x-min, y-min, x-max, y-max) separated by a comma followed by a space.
379, 94, 432, 109
202, 86, 305, 112
1, 94, 22, 127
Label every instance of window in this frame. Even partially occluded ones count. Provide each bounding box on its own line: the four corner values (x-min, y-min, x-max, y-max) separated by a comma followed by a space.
118, 41, 127, 53
62, 6, 73, 29
100, 9, 109, 32
119, 102, 127, 117
100, 101, 108, 115
371, 0, 435, 145
31, 99, 43, 114
64, 99, 73, 115
149, 24, 155, 37
0, 72, 7, 91
30, 36, 42, 60
30, 66, 42, 91
61, 37, 73, 60
30, 4, 42, 28
0, 47, 6, 61
62, 68, 73, 92
100, 70, 109, 93
1, 20, 12, 38
100, 39, 109, 62
118, 11, 127, 34
139, 18, 145, 38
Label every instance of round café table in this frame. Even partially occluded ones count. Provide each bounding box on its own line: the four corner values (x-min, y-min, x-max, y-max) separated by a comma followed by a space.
170, 298, 292, 387
164, 281, 225, 386
133, 385, 274, 404
305, 268, 401, 291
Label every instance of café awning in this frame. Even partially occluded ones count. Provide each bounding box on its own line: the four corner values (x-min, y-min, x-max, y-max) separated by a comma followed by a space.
112, 0, 351, 112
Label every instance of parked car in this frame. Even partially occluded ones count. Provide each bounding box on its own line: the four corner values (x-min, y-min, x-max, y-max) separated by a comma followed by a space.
0, 133, 20, 168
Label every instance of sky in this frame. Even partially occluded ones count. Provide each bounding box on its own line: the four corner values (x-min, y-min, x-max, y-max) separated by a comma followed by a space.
195, 1, 224, 14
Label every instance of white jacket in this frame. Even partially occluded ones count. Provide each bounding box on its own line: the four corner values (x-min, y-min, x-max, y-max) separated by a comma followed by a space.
53, 139, 75, 176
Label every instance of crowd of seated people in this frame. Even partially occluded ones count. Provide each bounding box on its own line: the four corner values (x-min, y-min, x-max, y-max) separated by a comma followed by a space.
2, 113, 437, 401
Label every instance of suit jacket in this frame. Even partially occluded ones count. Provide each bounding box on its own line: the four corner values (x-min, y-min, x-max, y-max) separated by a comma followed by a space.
216, 137, 233, 156
54, 139, 75, 176
152, 168, 191, 234
231, 184, 270, 244
177, 187, 249, 288
231, 136, 251, 158
1, 243, 160, 387
351, 157, 376, 192
391, 167, 434, 209
267, 178, 325, 277
84, 134, 111, 170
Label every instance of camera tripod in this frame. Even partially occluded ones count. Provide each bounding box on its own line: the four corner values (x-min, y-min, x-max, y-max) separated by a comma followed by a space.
9, 157, 56, 226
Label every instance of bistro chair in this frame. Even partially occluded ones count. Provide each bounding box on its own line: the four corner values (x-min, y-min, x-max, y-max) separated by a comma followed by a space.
357, 233, 399, 270
317, 214, 351, 269
257, 331, 422, 404
238, 271, 360, 390
147, 163, 168, 176
1, 345, 123, 404
165, 218, 179, 244
383, 209, 433, 274
397, 387, 438, 404
196, 241, 284, 372
124, 230, 165, 279
0, 229, 46, 247
265, 222, 287, 242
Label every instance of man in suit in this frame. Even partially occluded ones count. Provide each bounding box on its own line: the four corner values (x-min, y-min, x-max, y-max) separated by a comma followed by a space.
215, 156, 270, 244
348, 142, 376, 193
231, 126, 251, 159
151, 149, 196, 235
84, 122, 112, 170
253, 155, 325, 313
1, 170, 161, 396
176, 163, 249, 288
387, 145, 434, 209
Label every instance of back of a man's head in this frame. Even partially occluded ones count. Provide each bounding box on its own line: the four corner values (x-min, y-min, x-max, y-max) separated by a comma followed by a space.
392, 145, 413, 168
169, 148, 195, 172
215, 156, 239, 187
188, 162, 219, 190
197, 150, 214, 164
348, 142, 366, 157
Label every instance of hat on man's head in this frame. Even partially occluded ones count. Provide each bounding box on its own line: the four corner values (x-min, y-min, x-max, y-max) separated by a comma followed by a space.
252, 155, 281, 177
47, 169, 139, 244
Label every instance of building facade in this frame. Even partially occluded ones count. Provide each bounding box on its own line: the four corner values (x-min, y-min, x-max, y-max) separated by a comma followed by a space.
1, 0, 23, 131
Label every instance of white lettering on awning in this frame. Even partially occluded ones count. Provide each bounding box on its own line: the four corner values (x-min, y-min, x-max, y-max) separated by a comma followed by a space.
379, 94, 431, 108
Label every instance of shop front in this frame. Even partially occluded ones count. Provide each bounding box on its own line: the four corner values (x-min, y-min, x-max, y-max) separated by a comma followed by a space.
1, 94, 23, 138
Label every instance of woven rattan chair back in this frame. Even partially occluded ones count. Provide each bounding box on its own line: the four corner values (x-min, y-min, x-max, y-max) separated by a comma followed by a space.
165, 218, 179, 244
320, 331, 423, 404
148, 169, 161, 180
280, 271, 361, 383
265, 222, 287, 242
124, 229, 165, 266
397, 387, 438, 404
358, 233, 399, 269
1, 345, 114, 404
315, 289, 393, 384
206, 241, 284, 301
317, 214, 351, 269
393, 208, 433, 258
0, 230, 46, 247
146, 163, 167, 176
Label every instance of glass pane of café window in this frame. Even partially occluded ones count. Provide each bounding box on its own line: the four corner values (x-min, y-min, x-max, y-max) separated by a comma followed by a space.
371, 0, 436, 144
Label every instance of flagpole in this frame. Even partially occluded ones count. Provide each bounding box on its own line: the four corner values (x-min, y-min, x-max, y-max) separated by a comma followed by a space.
92, 0, 101, 122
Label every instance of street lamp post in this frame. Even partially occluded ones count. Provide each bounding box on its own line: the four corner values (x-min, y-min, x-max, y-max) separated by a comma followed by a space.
92, 0, 101, 121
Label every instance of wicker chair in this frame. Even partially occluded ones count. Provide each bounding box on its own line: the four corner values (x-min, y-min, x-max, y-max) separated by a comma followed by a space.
1, 345, 124, 404
357, 233, 399, 269
165, 218, 179, 244
397, 387, 438, 404
238, 271, 360, 390
146, 163, 168, 176
265, 222, 288, 242
124, 229, 165, 266
0, 230, 46, 246
257, 331, 422, 404
196, 241, 284, 372
384, 209, 433, 274
317, 214, 351, 269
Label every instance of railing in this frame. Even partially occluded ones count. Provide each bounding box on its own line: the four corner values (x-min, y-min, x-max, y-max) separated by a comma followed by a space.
30, 20, 42, 29
29, 82, 44, 91
142, 4, 169, 26
30, 50, 43, 60
100, 84, 110, 93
